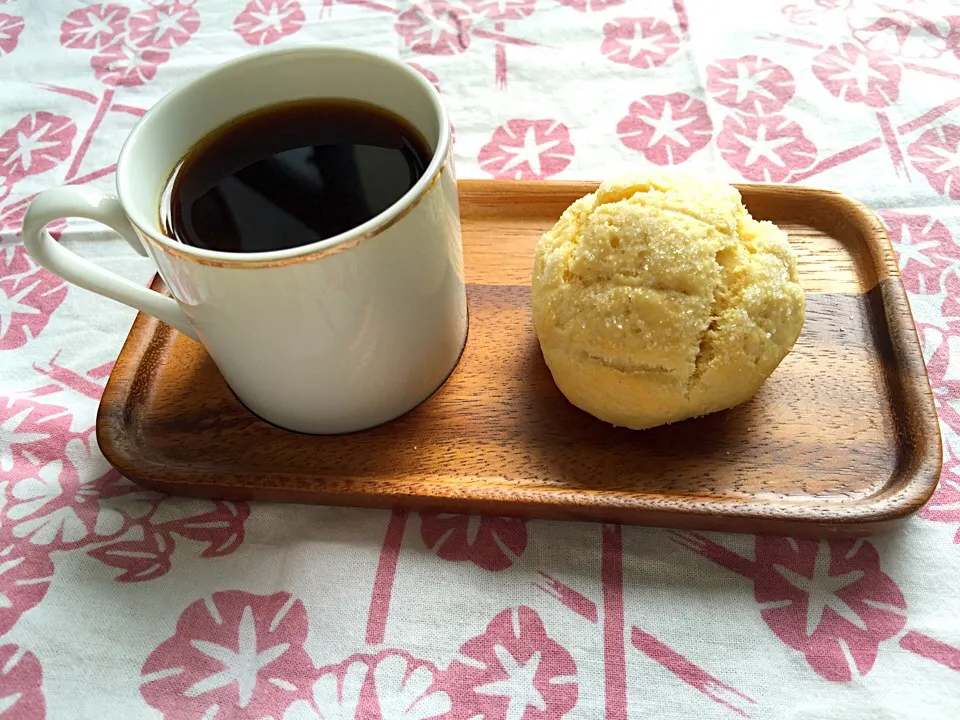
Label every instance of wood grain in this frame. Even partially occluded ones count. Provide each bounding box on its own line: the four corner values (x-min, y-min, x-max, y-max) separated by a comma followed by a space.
97, 181, 940, 537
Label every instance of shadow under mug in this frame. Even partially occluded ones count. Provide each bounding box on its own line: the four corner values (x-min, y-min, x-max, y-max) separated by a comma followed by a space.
22, 46, 468, 435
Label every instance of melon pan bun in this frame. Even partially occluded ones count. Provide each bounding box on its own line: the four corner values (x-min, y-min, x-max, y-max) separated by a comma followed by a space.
530, 172, 806, 430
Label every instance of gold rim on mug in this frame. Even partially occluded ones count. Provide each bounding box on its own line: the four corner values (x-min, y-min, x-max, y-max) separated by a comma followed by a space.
137, 158, 449, 269
113, 46, 453, 272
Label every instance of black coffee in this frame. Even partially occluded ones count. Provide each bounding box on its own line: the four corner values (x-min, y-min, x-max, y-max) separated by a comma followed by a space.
161, 99, 432, 253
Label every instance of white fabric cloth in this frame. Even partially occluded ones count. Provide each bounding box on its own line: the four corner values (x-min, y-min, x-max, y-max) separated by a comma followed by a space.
1, 1, 959, 718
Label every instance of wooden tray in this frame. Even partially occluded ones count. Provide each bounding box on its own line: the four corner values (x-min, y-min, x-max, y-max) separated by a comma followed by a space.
97, 180, 942, 537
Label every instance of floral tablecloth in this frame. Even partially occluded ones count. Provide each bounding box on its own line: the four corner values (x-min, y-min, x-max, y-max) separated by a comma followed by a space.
2, 1, 960, 718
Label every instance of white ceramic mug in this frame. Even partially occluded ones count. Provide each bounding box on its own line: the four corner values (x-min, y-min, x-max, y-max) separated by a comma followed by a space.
23, 47, 467, 434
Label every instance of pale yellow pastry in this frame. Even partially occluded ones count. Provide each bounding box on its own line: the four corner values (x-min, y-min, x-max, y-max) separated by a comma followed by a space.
531, 171, 805, 429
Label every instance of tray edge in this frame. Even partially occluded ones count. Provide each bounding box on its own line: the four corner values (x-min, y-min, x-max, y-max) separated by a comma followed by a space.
95, 181, 944, 537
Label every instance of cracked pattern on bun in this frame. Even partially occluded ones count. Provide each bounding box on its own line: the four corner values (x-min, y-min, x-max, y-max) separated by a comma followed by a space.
531, 172, 806, 429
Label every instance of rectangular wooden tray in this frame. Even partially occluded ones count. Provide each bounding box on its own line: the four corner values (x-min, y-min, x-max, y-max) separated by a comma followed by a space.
97, 180, 942, 537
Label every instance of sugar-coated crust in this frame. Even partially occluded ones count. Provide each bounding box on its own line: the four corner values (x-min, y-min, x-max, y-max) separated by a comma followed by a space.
531, 171, 806, 429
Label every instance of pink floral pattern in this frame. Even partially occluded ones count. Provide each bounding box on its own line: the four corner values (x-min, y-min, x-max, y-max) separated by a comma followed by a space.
142, 591, 313, 718
921, 459, 960, 541
617, 93, 713, 165
59, 4, 129, 50
881, 211, 959, 295
1, 1, 960, 714
408, 61, 441, 92
706, 56, 796, 115
59, 1, 199, 88
233, 0, 305, 46
91, 41, 170, 87
462, 0, 535, 21
87, 498, 250, 582
393, 0, 539, 87
915, 319, 960, 444
937, 279, 960, 327
156, 500, 249, 558
4, 434, 130, 548
782, 0, 846, 26
13, 349, 111, 427
949, 22, 960, 63
556, 0, 625, 11
89, 526, 176, 581
909, 124, 960, 200
478, 119, 574, 179
420, 514, 528, 571
0, 645, 44, 718
0, 541, 54, 636
0, 12, 23, 56
601, 17, 680, 69
445, 606, 579, 719
754, 538, 907, 681
0, 263, 68, 352
287, 651, 451, 719
396, 1, 472, 56
1, 207, 66, 247
0, 404, 250, 581
126, 1, 200, 49
139, 599, 581, 718
717, 113, 818, 182
847, 0, 956, 58
670, 532, 919, 682
0, 396, 72, 477
812, 43, 901, 108
0, 112, 77, 183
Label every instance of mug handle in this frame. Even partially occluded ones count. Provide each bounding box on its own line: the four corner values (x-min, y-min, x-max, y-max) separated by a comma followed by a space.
22, 186, 199, 341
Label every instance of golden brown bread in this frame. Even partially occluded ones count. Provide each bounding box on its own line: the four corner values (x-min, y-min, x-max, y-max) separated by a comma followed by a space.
531, 171, 806, 429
